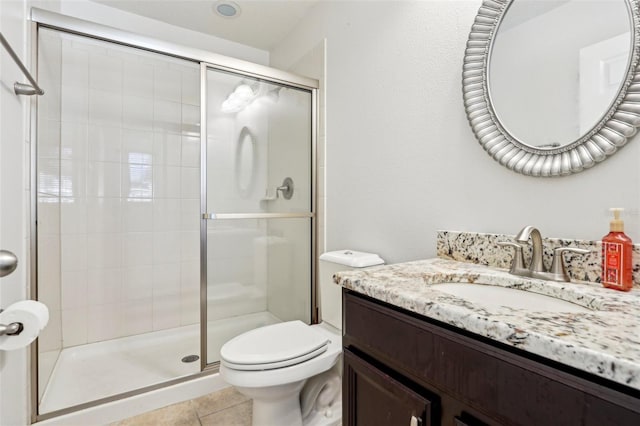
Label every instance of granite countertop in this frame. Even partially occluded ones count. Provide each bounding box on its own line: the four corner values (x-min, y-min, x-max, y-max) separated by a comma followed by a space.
335, 258, 640, 391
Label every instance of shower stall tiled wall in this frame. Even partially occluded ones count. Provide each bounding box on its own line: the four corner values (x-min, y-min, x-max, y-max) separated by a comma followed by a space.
37, 29, 201, 398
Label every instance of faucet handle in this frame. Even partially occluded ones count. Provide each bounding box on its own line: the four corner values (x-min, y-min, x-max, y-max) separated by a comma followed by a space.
497, 241, 526, 274
550, 247, 590, 282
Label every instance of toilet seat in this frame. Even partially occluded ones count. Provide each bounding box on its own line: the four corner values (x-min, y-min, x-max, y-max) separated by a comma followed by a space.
220, 320, 330, 371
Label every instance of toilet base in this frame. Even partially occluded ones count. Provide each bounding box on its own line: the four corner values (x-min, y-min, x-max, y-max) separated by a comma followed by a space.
238, 381, 306, 426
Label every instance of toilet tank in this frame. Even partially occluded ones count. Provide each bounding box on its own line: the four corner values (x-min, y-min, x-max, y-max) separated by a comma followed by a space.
318, 250, 384, 330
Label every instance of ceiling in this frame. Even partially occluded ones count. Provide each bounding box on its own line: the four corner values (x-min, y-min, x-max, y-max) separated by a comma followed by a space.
90, 0, 319, 50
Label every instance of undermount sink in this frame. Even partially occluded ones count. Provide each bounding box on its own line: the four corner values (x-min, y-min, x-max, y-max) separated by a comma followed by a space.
431, 283, 591, 313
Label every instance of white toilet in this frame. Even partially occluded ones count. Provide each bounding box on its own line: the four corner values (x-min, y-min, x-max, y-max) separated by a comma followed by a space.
219, 250, 384, 426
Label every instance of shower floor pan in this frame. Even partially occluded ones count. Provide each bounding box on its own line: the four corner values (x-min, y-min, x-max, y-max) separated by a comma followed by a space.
39, 311, 280, 415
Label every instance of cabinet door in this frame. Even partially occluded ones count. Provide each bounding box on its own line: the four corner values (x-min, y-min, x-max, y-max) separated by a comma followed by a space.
344, 349, 434, 426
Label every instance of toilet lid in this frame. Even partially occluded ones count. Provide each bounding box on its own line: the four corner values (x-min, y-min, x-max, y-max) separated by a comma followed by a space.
220, 321, 330, 370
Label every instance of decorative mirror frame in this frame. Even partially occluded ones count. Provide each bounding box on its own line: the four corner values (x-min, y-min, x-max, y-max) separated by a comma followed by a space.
463, 0, 640, 176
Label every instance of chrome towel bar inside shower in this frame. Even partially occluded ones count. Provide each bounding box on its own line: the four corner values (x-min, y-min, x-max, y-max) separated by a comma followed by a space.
0, 32, 45, 96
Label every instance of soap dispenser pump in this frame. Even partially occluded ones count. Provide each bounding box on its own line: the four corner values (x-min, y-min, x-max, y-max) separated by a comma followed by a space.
601, 208, 633, 291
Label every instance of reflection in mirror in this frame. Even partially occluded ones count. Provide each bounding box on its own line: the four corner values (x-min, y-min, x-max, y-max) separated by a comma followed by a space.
489, 0, 632, 149
235, 127, 257, 197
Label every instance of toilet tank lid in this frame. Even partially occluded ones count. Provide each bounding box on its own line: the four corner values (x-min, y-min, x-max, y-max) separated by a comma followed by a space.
320, 250, 384, 268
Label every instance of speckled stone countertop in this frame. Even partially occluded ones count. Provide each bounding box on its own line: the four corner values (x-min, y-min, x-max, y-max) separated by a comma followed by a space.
335, 258, 640, 391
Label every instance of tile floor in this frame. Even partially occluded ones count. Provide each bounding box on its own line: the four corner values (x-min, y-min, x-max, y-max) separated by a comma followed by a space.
110, 387, 252, 426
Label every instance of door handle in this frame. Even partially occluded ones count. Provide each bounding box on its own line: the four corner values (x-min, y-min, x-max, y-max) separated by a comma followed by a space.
0, 250, 18, 278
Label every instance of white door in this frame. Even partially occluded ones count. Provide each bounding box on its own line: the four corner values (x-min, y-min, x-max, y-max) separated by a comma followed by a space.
579, 32, 631, 135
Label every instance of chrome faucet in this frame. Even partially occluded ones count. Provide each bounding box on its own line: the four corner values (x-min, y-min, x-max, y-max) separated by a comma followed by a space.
499, 226, 589, 282
515, 225, 544, 275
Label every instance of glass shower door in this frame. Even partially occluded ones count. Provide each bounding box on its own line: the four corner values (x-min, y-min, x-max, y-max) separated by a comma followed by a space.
202, 66, 315, 365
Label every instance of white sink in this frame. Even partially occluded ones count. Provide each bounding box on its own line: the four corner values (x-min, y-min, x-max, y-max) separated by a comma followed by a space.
431, 283, 591, 313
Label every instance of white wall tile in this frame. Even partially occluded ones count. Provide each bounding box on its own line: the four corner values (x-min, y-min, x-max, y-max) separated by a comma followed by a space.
181, 69, 200, 106
152, 232, 181, 264
153, 132, 181, 166
180, 167, 200, 199
153, 199, 181, 232
181, 231, 199, 262
61, 122, 88, 162
123, 62, 154, 99
62, 307, 88, 347
89, 53, 123, 92
87, 268, 123, 305
87, 198, 122, 234
37, 159, 61, 197
152, 263, 181, 296
61, 270, 88, 309
122, 129, 154, 163
123, 266, 153, 300
61, 45, 89, 89
153, 99, 181, 133
61, 234, 88, 272
123, 232, 153, 266
38, 119, 61, 159
122, 300, 153, 336
89, 89, 123, 126
180, 275, 199, 326
87, 304, 122, 342
61, 86, 89, 123
60, 159, 87, 199
181, 199, 200, 232
88, 124, 122, 163
181, 104, 200, 134
154, 67, 182, 102
37, 198, 60, 234
39, 309, 62, 352
181, 135, 200, 168
152, 295, 181, 330
122, 164, 153, 200
61, 198, 88, 235
37, 234, 61, 310
123, 95, 154, 130
122, 199, 153, 232
87, 161, 121, 197
153, 165, 181, 198
87, 234, 123, 269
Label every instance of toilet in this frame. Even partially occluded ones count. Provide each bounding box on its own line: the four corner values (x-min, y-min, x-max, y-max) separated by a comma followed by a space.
219, 250, 384, 426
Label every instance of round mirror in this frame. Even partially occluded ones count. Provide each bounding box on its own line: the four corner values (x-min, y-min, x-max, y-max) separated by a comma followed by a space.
463, 0, 640, 176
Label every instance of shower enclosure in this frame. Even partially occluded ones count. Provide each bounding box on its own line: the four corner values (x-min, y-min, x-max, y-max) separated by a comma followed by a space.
32, 9, 316, 420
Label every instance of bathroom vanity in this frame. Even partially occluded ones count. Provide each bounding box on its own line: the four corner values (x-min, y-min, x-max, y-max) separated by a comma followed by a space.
337, 259, 640, 426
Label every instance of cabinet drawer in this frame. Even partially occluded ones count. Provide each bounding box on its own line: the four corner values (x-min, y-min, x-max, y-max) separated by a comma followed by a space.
343, 290, 640, 426
344, 349, 434, 426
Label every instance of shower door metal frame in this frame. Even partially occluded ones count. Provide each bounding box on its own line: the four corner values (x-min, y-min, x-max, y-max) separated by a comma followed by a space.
29, 8, 319, 422
199, 63, 318, 370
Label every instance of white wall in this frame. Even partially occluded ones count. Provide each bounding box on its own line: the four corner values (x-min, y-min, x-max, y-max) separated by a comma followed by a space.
271, 0, 640, 265
0, 0, 31, 423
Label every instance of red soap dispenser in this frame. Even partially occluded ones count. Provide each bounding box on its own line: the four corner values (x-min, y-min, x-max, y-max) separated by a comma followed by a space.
601, 208, 633, 291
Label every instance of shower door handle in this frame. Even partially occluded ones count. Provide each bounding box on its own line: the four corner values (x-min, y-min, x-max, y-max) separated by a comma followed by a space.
0, 250, 18, 278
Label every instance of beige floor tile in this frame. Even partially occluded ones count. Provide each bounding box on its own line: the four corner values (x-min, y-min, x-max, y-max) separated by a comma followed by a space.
190, 387, 249, 418
112, 400, 200, 426
199, 401, 252, 426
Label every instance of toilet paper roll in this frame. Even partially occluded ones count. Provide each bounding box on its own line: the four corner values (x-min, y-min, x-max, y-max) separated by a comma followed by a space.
0, 300, 49, 351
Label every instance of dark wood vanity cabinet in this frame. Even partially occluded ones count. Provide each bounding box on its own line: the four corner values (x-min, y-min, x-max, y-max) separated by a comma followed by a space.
342, 290, 640, 426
